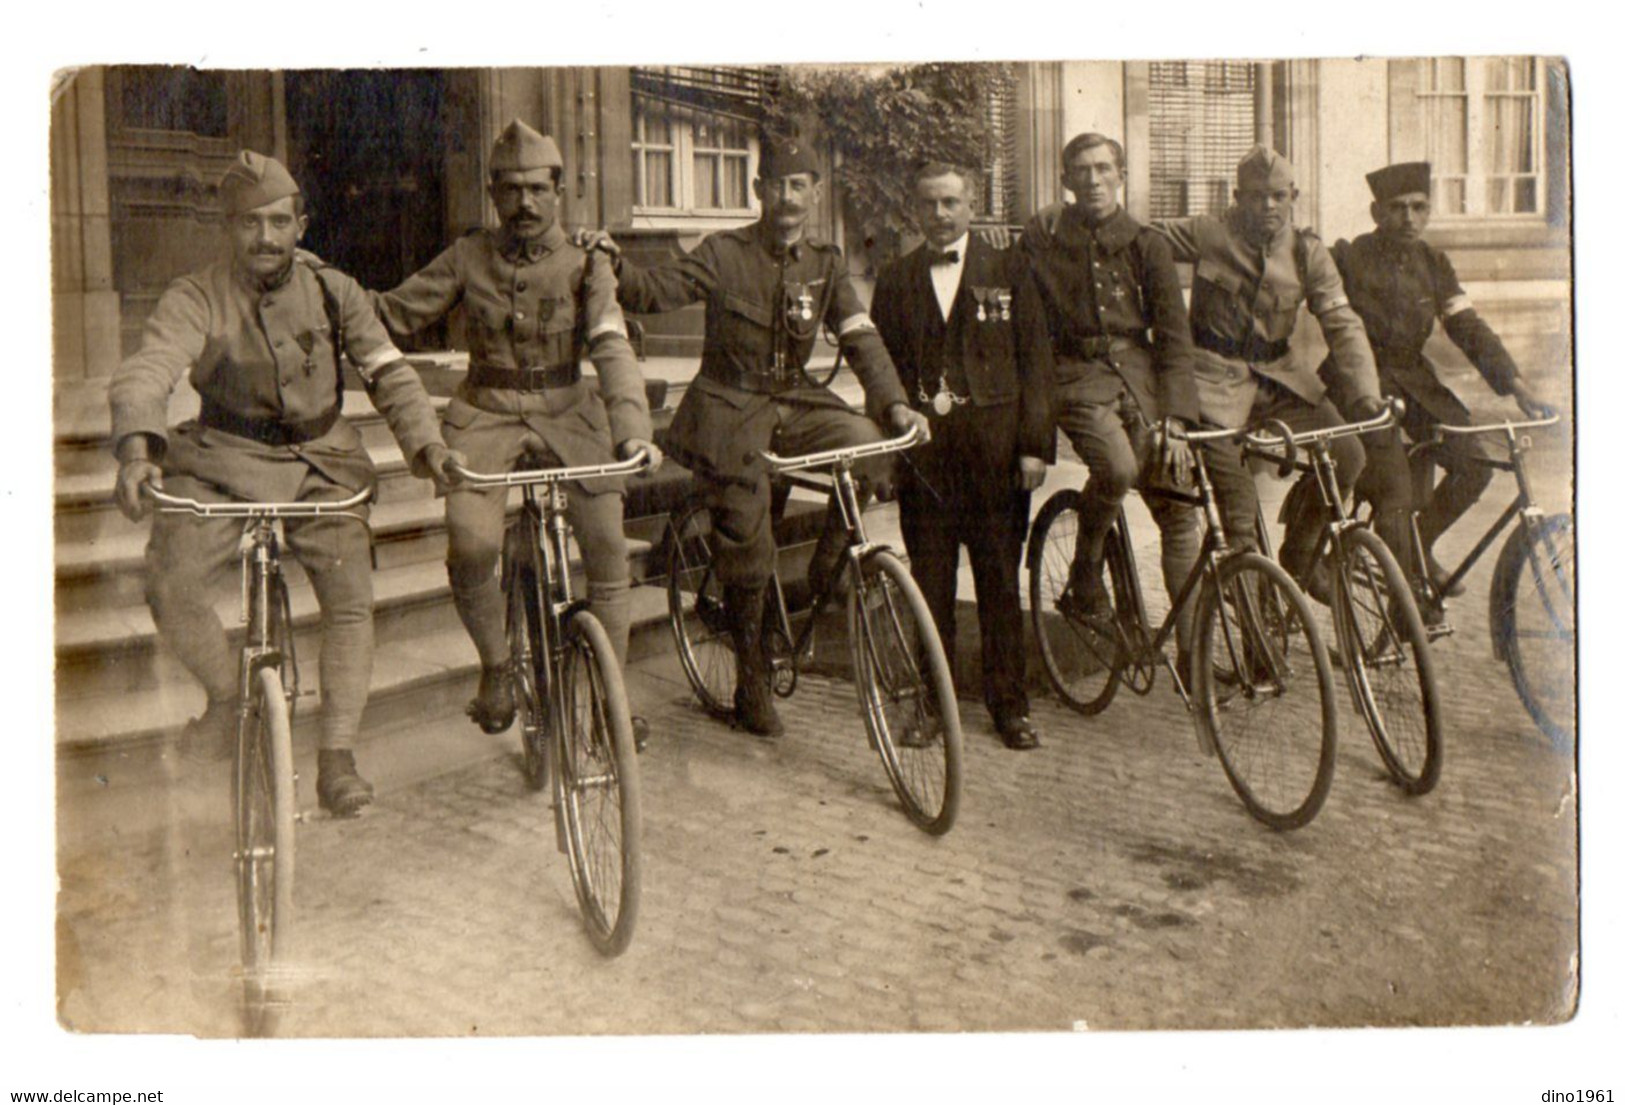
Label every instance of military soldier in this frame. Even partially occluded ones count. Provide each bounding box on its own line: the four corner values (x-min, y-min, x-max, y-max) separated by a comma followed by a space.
596, 140, 930, 738
110, 151, 458, 817
1021, 133, 1203, 673
871, 162, 1053, 750
371, 120, 660, 742
1329, 161, 1554, 601
1153, 146, 1385, 598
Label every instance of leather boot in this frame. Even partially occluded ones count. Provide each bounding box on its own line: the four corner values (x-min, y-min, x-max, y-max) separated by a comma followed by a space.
466, 663, 516, 734
178, 695, 238, 765
805, 500, 852, 606
726, 584, 784, 738
316, 749, 374, 818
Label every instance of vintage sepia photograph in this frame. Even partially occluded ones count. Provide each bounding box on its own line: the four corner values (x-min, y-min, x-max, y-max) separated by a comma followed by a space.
44, 49, 1579, 1061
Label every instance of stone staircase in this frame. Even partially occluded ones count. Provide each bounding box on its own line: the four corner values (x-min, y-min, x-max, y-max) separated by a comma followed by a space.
52, 365, 834, 762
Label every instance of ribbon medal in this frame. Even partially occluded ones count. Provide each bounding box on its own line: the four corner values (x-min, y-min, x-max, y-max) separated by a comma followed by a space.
930, 388, 954, 417
995, 287, 1013, 321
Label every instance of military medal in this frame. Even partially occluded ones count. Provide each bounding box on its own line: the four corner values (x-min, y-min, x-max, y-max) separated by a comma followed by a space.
296, 331, 316, 375
931, 389, 954, 417
797, 288, 814, 321
972, 286, 988, 322
996, 288, 1012, 321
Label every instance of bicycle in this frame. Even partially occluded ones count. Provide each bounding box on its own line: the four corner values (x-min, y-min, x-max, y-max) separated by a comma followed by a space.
450, 451, 650, 957
1026, 423, 1339, 830
145, 481, 372, 1036
1243, 402, 1445, 795
663, 426, 965, 835
1379, 413, 1573, 748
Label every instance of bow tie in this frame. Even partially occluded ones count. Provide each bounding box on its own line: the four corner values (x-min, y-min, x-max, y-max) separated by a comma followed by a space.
929, 249, 960, 266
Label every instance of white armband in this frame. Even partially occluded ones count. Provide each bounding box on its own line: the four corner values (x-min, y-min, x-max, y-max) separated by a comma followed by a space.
836, 312, 877, 338
1441, 294, 1473, 318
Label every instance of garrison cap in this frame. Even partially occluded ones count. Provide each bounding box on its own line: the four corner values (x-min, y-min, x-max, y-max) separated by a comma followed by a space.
490, 119, 564, 174
219, 150, 300, 216
1236, 145, 1295, 192
759, 138, 821, 181
1366, 161, 1432, 202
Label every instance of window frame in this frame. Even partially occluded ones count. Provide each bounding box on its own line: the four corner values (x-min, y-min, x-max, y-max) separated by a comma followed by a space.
1416, 56, 1547, 223
630, 96, 759, 222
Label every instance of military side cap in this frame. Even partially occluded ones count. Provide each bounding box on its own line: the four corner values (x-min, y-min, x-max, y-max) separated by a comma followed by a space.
1367, 161, 1432, 202
490, 119, 564, 174
219, 150, 300, 216
1236, 145, 1295, 191
759, 138, 820, 181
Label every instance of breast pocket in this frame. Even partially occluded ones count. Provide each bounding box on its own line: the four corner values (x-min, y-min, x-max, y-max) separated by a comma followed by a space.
464, 287, 511, 344
721, 291, 774, 329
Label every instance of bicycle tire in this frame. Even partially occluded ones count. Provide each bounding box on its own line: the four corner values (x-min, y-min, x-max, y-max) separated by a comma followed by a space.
1027, 491, 1130, 715
1192, 552, 1338, 830
1331, 527, 1444, 794
848, 549, 963, 835
665, 500, 737, 718
235, 665, 296, 1036
556, 611, 643, 956
1490, 512, 1576, 749
504, 529, 549, 791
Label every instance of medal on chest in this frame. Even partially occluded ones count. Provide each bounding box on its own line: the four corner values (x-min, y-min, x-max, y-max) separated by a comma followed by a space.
930, 388, 954, 417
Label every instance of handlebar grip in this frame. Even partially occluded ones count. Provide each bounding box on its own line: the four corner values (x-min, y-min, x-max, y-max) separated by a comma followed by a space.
1260, 418, 1298, 478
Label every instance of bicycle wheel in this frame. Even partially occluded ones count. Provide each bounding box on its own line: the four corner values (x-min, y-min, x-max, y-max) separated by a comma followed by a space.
555, 611, 643, 956
1192, 552, 1338, 830
504, 529, 549, 791
1491, 512, 1576, 748
1028, 491, 1130, 715
666, 501, 737, 717
1332, 527, 1443, 794
235, 665, 296, 1035
848, 550, 963, 835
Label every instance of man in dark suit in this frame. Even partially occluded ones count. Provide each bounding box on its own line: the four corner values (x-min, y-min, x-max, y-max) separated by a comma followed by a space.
871, 163, 1054, 750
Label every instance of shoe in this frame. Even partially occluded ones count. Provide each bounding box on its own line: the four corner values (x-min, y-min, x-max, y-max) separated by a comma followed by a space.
727, 584, 785, 738
631, 715, 650, 754
465, 663, 516, 734
1418, 596, 1445, 630
1424, 551, 1465, 598
732, 684, 785, 738
1057, 560, 1113, 623
316, 749, 374, 818
996, 716, 1041, 751
178, 698, 237, 765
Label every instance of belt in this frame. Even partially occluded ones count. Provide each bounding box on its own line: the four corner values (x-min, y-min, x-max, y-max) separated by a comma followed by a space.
703, 364, 804, 396
199, 398, 341, 447
467, 362, 582, 391
1194, 327, 1290, 364
1059, 333, 1148, 361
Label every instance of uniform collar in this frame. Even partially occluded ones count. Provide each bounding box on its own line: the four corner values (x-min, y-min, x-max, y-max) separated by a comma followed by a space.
1061, 203, 1136, 253
752, 218, 811, 261
231, 256, 298, 296
1224, 205, 1292, 252
498, 221, 567, 263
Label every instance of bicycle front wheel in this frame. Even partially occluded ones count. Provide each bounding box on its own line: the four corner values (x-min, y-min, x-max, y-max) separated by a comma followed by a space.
665, 501, 737, 717
1491, 512, 1576, 749
235, 665, 296, 1035
848, 550, 963, 835
556, 611, 643, 956
1028, 491, 1129, 715
1332, 527, 1443, 794
504, 528, 549, 791
1192, 552, 1338, 830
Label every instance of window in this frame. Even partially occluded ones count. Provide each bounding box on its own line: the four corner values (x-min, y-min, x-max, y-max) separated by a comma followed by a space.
1407, 57, 1547, 219
631, 96, 756, 215
1147, 61, 1260, 219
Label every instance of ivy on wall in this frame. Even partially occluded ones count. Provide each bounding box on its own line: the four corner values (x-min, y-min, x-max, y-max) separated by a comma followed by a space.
764, 62, 1011, 264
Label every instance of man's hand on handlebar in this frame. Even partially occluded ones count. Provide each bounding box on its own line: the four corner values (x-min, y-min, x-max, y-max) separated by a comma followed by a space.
116, 460, 163, 522
620, 438, 664, 473
888, 403, 932, 445
419, 443, 469, 495
1154, 419, 1195, 487
1348, 394, 1387, 421
1510, 379, 1557, 420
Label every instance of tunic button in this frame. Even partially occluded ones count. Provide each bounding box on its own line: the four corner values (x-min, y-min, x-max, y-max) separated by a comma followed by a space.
516, 311, 527, 322
274, 339, 284, 348
516, 281, 528, 292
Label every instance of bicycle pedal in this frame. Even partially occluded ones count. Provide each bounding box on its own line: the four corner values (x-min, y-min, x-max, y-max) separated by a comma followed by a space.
1426, 621, 1456, 642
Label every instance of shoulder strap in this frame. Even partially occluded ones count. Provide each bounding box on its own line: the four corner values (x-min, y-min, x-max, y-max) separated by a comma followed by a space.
573, 247, 594, 357
1292, 229, 1312, 293
303, 259, 349, 405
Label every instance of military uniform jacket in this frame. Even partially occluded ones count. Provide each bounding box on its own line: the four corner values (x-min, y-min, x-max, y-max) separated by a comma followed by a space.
1155, 209, 1381, 428
1329, 231, 1521, 424
373, 223, 652, 473
615, 219, 909, 481
870, 234, 1055, 464
109, 251, 444, 503
1022, 203, 1199, 425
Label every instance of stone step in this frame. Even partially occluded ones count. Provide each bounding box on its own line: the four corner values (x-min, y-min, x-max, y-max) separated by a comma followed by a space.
55, 583, 673, 754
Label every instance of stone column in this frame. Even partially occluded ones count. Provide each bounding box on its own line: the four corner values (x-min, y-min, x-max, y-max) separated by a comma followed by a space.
51, 66, 121, 383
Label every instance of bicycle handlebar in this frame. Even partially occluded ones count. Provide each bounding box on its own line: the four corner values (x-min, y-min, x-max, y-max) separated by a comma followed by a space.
1240, 400, 1399, 453
144, 483, 374, 518
1433, 412, 1562, 438
448, 449, 651, 487
759, 425, 921, 473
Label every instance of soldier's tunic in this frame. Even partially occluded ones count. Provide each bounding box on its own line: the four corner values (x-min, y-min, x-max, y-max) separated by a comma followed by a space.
616, 219, 908, 586
1023, 202, 1204, 602
373, 222, 651, 669
1154, 209, 1381, 554
1329, 231, 1524, 558
109, 250, 445, 750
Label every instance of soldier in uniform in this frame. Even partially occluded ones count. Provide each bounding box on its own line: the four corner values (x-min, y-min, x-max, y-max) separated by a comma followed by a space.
1153, 146, 1385, 598
1021, 133, 1203, 673
1329, 161, 1554, 602
110, 151, 458, 817
371, 120, 660, 742
597, 140, 930, 738
870, 162, 1053, 751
